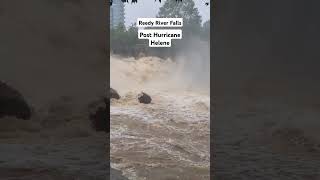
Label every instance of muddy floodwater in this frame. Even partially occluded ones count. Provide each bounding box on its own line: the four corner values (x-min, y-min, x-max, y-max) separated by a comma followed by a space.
0, 98, 108, 180
110, 55, 210, 180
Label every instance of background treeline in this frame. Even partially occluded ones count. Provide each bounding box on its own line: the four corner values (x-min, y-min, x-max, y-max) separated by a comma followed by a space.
110, 0, 210, 59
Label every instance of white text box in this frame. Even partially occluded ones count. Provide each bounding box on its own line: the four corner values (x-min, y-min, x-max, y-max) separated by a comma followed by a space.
137, 18, 183, 28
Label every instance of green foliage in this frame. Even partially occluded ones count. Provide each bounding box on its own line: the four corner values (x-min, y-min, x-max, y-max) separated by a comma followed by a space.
110, 23, 126, 51
110, 0, 210, 58
110, 23, 146, 56
157, 0, 202, 36
127, 24, 139, 43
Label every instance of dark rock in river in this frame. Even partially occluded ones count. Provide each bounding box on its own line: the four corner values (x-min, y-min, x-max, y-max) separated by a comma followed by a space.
109, 88, 120, 100
138, 92, 152, 104
89, 97, 109, 132
0, 81, 31, 120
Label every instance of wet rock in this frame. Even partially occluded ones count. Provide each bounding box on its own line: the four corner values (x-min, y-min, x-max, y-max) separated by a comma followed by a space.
109, 88, 120, 100
89, 98, 109, 132
0, 81, 31, 120
137, 92, 152, 104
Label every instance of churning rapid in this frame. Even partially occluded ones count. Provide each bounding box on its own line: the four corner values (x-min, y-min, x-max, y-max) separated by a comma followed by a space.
110, 54, 210, 180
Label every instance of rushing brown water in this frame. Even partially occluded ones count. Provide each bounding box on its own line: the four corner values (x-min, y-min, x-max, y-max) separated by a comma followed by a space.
0, 98, 107, 180
110, 55, 210, 180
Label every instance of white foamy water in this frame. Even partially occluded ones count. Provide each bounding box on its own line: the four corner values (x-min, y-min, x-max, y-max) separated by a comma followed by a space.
110, 55, 210, 180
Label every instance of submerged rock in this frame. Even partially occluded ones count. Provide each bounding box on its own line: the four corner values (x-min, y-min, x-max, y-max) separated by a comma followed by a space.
89, 97, 109, 132
0, 81, 31, 120
137, 92, 152, 104
109, 88, 120, 100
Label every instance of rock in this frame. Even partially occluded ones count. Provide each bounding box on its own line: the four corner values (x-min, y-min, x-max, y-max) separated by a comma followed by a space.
89, 97, 109, 132
0, 81, 31, 120
137, 92, 152, 104
109, 88, 120, 100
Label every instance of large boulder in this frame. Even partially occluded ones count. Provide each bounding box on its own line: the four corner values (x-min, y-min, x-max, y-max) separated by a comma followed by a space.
137, 92, 152, 104
109, 87, 120, 100
0, 81, 31, 120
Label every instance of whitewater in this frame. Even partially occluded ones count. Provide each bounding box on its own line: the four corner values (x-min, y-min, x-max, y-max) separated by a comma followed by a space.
110, 54, 210, 180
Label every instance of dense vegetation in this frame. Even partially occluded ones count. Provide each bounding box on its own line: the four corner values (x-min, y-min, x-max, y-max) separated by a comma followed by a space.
110, 0, 210, 58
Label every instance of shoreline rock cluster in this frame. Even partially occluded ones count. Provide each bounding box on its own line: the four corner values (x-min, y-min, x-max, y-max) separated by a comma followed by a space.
89, 87, 152, 132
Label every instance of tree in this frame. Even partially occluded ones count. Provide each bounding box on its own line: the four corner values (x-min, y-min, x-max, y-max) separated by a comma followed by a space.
110, 23, 145, 56
126, 23, 139, 45
200, 20, 210, 41
109, 0, 213, 18
156, 0, 202, 37
110, 22, 127, 54
110, 0, 211, 7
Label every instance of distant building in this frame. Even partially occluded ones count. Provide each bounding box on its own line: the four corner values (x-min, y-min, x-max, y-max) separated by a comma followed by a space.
110, 0, 125, 29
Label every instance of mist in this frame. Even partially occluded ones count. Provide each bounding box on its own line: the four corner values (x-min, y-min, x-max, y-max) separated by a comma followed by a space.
174, 37, 210, 93
110, 38, 210, 95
